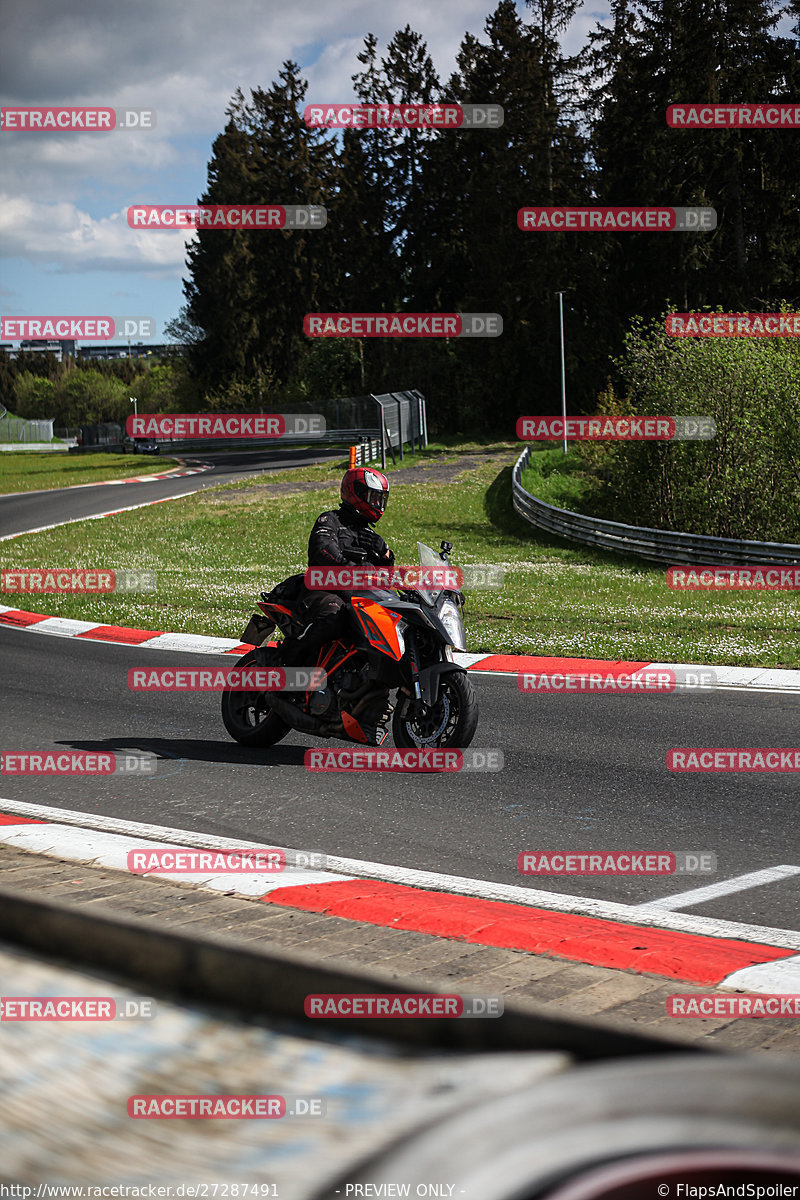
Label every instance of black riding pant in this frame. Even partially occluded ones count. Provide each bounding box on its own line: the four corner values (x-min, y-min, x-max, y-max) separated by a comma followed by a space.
279, 591, 351, 668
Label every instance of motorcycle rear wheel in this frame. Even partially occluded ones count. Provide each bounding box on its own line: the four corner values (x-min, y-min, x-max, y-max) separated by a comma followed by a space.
392, 670, 479, 749
220, 650, 291, 747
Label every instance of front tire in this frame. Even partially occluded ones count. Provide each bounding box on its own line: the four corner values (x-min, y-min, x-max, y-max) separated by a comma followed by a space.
220, 649, 291, 747
392, 670, 479, 749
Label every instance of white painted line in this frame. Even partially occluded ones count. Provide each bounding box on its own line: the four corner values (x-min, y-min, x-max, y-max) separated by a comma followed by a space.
640, 662, 800, 693
635, 865, 800, 911
722, 953, 800, 992
204, 870, 350, 895
137, 632, 247, 654
24, 616, 103, 637
2, 600, 800, 693
456, 663, 800, 694
0, 489, 203, 542
1, 796, 799, 950
0, 823, 354, 897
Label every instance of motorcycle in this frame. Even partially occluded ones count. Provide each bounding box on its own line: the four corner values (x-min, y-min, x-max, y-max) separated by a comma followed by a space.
221, 540, 479, 750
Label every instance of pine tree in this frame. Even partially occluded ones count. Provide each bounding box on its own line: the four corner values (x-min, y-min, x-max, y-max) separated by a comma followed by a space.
184, 69, 338, 403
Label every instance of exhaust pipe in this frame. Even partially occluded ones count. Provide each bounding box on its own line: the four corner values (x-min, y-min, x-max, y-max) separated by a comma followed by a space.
265, 692, 320, 733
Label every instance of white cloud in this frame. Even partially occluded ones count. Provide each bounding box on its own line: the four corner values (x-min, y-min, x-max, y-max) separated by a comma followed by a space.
0, 195, 191, 276
0, 0, 500, 128
0, 1, 604, 307
0, 0, 509, 277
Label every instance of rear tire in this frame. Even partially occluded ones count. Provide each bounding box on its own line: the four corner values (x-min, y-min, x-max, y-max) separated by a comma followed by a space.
220, 649, 291, 747
392, 669, 478, 749
329, 1056, 800, 1198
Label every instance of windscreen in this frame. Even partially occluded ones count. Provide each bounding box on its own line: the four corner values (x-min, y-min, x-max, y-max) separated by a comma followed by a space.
414, 541, 445, 606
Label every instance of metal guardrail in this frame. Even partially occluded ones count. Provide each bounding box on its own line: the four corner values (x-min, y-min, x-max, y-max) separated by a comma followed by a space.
154, 429, 382, 454
67, 392, 427, 465
512, 445, 800, 566
68, 429, 383, 455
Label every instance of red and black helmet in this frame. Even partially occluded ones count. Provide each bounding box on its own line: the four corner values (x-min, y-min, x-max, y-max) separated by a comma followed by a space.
341, 467, 389, 523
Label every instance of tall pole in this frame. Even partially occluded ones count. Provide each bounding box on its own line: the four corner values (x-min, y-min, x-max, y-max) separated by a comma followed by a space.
556, 291, 567, 455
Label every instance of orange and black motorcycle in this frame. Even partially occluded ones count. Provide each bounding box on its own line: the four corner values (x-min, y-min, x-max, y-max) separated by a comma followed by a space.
221, 541, 479, 750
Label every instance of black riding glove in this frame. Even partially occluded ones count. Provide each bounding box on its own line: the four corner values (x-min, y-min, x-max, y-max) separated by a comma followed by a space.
360, 528, 392, 564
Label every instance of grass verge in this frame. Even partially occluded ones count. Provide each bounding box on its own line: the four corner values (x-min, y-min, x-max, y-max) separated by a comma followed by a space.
2, 443, 799, 667
0, 452, 176, 495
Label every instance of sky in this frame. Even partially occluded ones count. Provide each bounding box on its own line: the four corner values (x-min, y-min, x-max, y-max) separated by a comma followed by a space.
0, 0, 610, 347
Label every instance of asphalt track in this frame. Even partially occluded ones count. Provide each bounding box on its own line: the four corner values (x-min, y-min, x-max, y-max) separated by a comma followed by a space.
2, 627, 800, 931
1, 448, 799, 940
0, 447, 343, 538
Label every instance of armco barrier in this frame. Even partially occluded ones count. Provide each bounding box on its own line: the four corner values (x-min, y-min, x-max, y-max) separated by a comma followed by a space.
153, 429, 381, 454
68, 429, 382, 456
512, 445, 800, 566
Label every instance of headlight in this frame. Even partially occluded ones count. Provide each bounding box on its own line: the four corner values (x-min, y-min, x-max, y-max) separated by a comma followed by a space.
395, 618, 407, 657
439, 600, 466, 651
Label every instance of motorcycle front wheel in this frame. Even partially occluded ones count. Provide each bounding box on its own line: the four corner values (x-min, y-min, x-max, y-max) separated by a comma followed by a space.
220, 650, 291, 747
392, 670, 479, 749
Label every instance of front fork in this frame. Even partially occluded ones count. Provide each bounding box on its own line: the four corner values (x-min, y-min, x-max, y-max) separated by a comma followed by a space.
405, 628, 423, 703
398, 631, 457, 717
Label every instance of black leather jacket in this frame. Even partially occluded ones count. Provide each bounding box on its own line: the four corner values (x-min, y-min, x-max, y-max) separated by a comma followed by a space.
308, 505, 394, 567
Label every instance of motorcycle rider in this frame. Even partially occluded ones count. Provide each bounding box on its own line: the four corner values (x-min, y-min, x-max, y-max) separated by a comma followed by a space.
278, 467, 394, 668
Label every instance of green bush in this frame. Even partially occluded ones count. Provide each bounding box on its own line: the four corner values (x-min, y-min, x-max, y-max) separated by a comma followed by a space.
574, 311, 800, 541
13, 372, 57, 420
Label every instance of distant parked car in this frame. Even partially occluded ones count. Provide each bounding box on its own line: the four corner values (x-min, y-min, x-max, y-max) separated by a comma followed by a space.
124, 437, 160, 455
